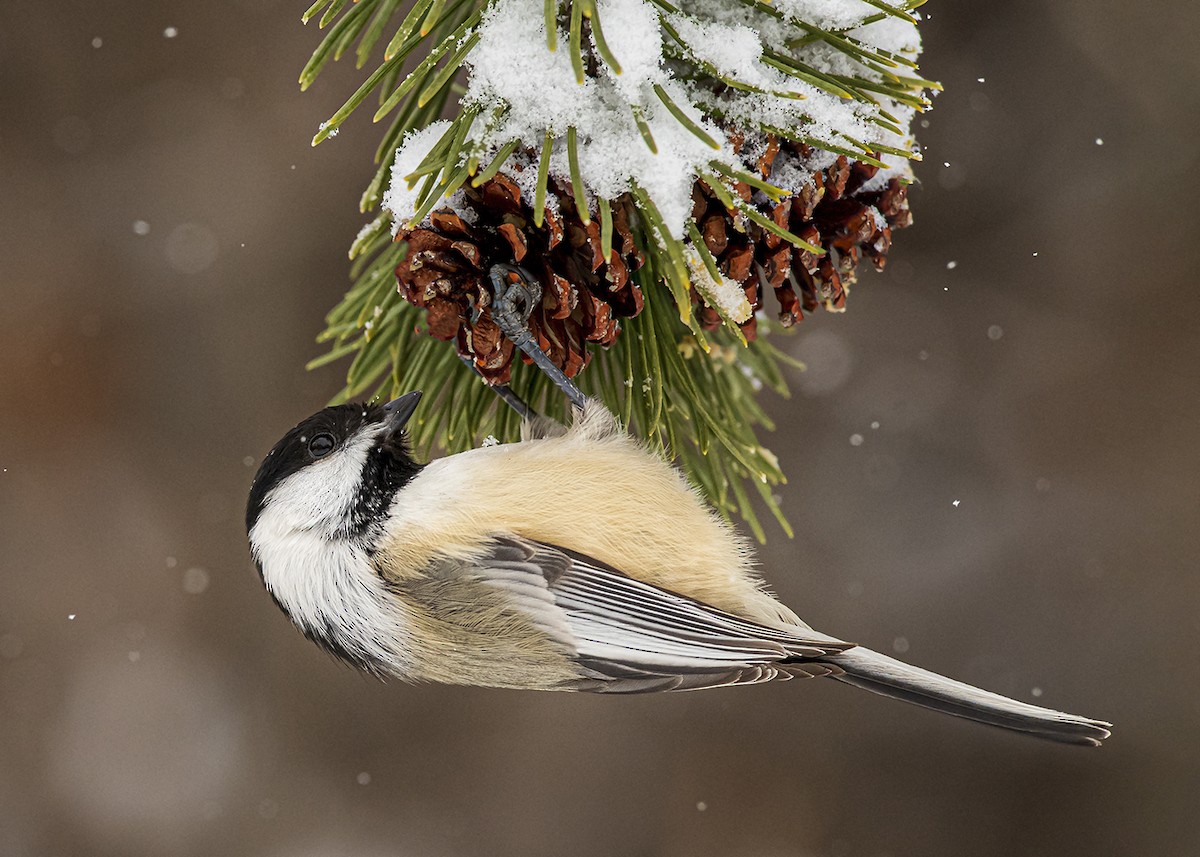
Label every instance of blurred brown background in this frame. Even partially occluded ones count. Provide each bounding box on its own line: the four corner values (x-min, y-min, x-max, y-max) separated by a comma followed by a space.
2, 1, 1198, 855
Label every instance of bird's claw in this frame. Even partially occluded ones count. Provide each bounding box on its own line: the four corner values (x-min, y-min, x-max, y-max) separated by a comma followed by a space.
489, 264, 542, 348
485, 263, 586, 410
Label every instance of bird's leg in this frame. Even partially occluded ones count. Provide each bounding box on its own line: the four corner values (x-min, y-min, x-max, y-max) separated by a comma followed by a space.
460, 274, 537, 420
488, 264, 587, 410
458, 356, 535, 421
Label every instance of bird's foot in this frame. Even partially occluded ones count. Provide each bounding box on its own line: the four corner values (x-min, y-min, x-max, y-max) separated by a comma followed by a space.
488, 264, 587, 410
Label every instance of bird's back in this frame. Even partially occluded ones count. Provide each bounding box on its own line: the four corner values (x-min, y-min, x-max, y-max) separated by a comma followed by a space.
374, 405, 801, 627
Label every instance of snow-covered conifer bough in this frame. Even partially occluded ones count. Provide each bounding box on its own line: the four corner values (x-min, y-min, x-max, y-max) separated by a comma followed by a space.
247, 393, 1112, 746
300, 0, 939, 533
381, 0, 926, 354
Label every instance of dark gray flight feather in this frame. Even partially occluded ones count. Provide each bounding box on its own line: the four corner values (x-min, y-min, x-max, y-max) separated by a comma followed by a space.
471, 538, 852, 693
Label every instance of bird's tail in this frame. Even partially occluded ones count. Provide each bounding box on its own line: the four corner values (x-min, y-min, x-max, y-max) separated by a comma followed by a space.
824, 647, 1111, 746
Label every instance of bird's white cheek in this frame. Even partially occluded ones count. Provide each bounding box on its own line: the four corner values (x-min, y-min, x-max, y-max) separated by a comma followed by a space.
261, 436, 377, 536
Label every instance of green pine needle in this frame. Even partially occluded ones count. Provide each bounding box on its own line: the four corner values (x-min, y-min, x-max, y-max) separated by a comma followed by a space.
598, 196, 613, 260
384, 0, 434, 59
707, 160, 787, 202
585, 0, 622, 74
632, 105, 658, 153
470, 137, 520, 186
568, 0, 585, 84
417, 30, 480, 107
566, 126, 590, 224
420, 0, 448, 36
533, 130, 553, 226
441, 104, 477, 179
653, 83, 721, 149
356, 0, 402, 68
701, 172, 825, 255
544, 0, 558, 51
319, 0, 349, 29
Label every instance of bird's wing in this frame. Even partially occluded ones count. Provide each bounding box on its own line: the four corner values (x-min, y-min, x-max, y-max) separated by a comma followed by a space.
459, 536, 853, 693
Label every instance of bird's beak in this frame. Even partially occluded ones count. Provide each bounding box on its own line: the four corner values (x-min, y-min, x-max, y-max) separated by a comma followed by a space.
382, 390, 422, 433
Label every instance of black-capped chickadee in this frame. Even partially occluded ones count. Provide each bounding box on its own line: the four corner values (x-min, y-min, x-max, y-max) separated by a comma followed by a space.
246, 392, 1111, 746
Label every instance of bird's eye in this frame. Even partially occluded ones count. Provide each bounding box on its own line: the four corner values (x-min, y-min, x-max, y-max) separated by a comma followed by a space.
308, 433, 336, 458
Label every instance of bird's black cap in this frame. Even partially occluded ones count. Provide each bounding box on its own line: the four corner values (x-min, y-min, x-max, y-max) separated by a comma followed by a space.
245, 394, 423, 537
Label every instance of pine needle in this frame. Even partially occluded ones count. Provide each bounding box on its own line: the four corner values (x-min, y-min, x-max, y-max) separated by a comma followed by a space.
544, 0, 558, 51
632, 105, 658, 153
598, 196, 613, 261
384, 0, 434, 59
420, 0, 448, 36
566, 126, 590, 224
569, 0, 585, 84
585, 0, 622, 74
653, 84, 721, 149
470, 138, 521, 187
533, 130, 553, 227
417, 30, 480, 107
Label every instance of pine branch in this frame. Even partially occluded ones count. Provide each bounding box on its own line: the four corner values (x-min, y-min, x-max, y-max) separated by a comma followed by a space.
297, 0, 937, 537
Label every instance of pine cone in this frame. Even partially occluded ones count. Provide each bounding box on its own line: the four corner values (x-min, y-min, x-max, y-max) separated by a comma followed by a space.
395, 172, 643, 385
693, 140, 913, 338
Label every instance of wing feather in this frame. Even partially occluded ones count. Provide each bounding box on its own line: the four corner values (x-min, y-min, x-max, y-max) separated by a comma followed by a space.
463, 536, 852, 692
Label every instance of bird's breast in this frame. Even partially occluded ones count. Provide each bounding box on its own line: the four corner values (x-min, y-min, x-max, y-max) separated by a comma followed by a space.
251, 513, 416, 676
